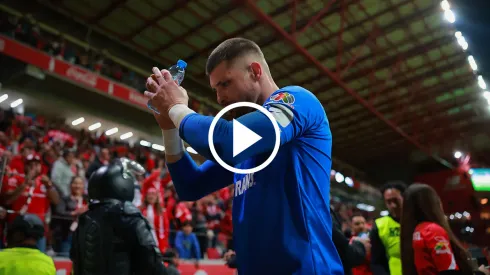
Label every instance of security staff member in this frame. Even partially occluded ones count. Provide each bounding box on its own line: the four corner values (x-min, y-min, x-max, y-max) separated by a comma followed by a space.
0, 214, 56, 274
370, 181, 406, 275
70, 158, 167, 275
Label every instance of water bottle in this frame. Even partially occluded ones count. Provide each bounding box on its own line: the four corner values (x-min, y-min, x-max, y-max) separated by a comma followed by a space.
147, 59, 187, 114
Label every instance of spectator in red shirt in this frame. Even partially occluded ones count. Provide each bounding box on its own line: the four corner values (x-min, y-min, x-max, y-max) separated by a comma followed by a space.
220, 199, 233, 250
349, 213, 372, 275
140, 187, 170, 254
9, 146, 32, 175
400, 183, 489, 275
1, 153, 60, 252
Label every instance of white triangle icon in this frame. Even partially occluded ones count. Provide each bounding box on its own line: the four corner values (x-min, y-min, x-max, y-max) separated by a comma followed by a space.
233, 119, 262, 157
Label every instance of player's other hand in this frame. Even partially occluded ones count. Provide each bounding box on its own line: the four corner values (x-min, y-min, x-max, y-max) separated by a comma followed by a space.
353, 237, 371, 254
223, 250, 235, 262
144, 67, 189, 117
224, 249, 237, 268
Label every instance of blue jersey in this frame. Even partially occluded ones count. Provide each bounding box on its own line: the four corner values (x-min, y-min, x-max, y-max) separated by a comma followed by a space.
168, 86, 343, 275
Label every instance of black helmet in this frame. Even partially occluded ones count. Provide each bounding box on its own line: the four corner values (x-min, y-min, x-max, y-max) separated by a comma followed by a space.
88, 158, 145, 202
8, 214, 45, 240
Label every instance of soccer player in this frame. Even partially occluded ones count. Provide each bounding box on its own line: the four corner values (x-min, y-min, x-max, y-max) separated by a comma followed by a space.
145, 38, 343, 274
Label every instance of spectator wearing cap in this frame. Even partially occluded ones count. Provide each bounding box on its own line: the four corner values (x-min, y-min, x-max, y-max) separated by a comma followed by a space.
0, 153, 60, 252
175, 221, 201, 260
0, 214, 56, 274
51, 149, 75, 197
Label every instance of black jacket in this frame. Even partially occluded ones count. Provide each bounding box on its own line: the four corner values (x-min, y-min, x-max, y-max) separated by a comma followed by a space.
331, 207, 367, 275
70, 200, 167, 275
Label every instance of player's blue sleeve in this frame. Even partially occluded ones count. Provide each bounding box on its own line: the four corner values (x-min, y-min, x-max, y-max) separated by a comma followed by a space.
179, 86, 327, 165
166, 152, 234, 201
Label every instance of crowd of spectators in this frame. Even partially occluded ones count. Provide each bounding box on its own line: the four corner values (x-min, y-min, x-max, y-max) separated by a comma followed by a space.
0, 107, 235, 261
0, 11, 208, 115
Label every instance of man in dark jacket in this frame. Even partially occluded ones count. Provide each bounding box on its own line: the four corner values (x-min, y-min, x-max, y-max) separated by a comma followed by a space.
71, 158, 166, 275
85, 147, 111, 179
331, 206, 371, 275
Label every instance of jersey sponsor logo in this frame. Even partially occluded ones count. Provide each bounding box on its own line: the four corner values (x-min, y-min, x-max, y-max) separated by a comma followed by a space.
389, 227, 400, 237
234, 173, 256, 197
434, 236, 452, 254
270, 92, 295, 105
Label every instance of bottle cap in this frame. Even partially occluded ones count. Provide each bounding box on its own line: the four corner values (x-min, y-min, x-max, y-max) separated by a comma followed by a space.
177, 60, 187, 69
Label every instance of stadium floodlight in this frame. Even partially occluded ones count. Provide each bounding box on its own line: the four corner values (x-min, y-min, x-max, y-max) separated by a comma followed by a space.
140, 140, 151, 147
335, 172, 344, 183
186, 147, 198, 154
357, 203, 375, 212
105, 127, 118, 136
454, 151, 462, 158
0, 94, 8, 103
478, 75, 487, 89
344, 177, 354, 187
483, 91, 490, 100
444, 9, 455, 23
440, 0, 450, 11
120, 132, 133, 140
88, 122, 101, 131
456, 35, 468, 50
444, 9, 455, 22
10, 98, 23, 108
468, 56, 477, 71
152, 144, 165, 151
71, 117, 85, 126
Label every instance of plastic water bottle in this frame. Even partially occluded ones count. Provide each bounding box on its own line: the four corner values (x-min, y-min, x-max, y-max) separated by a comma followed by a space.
147, 59, 187, 114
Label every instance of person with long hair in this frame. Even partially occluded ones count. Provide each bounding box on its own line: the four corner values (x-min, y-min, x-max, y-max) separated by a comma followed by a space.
400, 183, 490, 275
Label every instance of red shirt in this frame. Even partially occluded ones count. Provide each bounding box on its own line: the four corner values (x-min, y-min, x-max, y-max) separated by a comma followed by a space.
413, 222, 459, 275
349, 234, 372, 275
174, 202, 192, 225
3, 175, 50, 223
220, 209, 233, 237
140, 205, 170, 253
9, 155, 25, 175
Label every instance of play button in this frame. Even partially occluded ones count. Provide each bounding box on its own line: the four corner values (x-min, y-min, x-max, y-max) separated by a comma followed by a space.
233, 119, 262, 157
208, 102, 281, 174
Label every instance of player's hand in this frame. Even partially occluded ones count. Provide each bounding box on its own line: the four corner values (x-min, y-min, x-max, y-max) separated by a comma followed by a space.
223, 250, 236, 262
144, 67, 189, 118
353, 237, 371, 254
146, 73, 175, 130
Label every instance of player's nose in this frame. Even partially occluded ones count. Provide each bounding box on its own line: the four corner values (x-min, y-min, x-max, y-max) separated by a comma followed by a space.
217, 93, 227, 106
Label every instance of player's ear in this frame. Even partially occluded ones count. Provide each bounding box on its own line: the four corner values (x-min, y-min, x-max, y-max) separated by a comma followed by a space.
249, 62, 262, 81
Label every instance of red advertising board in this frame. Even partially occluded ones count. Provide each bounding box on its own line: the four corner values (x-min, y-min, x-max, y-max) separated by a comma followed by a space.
0, 35, 148, 110
53, 258, 235, 275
